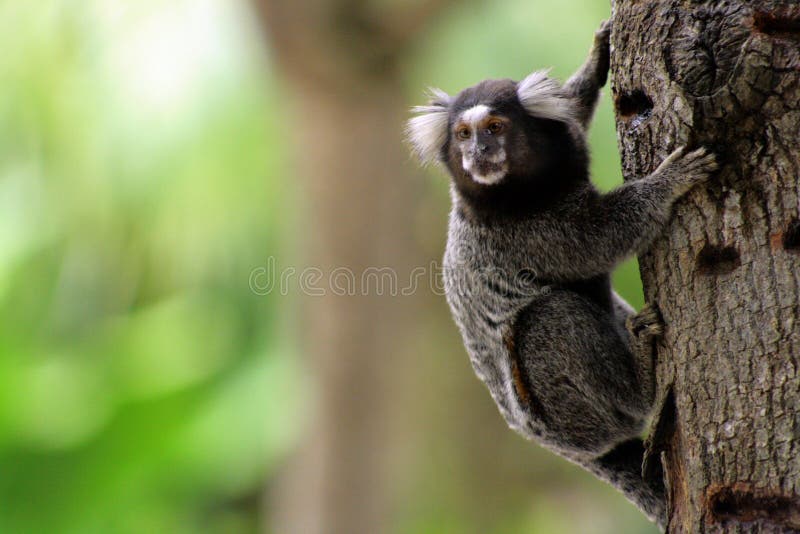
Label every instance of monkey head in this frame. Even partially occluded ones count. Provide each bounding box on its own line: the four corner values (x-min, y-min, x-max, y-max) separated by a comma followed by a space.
407, 72, 589, 210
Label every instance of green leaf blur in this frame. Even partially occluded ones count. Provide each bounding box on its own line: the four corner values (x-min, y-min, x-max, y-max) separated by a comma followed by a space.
0, 0, 650, 532
0, 1, 300, 533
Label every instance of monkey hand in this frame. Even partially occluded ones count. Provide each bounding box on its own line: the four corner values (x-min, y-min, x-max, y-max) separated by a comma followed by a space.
653, 146, 719, 199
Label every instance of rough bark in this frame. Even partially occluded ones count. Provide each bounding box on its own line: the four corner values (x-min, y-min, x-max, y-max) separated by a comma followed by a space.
611, 2, 800, 532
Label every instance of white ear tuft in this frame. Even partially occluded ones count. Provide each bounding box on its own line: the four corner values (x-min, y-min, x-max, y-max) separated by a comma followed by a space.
406, 88, 452, 165
516, 70, 575, 123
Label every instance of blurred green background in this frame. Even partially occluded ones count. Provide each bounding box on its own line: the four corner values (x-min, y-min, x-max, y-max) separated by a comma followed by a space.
0, 0, 653, 533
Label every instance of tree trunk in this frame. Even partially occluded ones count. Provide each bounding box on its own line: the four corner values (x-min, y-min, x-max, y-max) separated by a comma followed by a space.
611, 2, 800, 532
252, 2, 461, 533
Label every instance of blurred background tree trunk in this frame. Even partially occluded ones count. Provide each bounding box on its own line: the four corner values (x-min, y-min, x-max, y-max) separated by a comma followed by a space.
252, 2, 478, 533
611, 2, 800, 531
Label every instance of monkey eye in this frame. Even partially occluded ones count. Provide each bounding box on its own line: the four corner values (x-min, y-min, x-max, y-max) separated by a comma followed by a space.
456, 127, 471, 139
487, 120, 504, 134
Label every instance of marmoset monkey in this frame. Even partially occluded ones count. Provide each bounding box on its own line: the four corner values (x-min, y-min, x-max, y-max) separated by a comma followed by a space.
406, 20, 717, 528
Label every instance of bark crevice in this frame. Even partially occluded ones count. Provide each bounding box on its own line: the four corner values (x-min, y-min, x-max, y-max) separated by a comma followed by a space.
612, 1, 800, 530
706, 483, 800, 531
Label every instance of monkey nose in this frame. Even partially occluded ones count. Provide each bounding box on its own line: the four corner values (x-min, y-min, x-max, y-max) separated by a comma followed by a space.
476, 144, 489, 154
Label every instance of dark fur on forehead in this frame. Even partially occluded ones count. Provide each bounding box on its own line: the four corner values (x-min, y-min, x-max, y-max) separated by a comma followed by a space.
451, 79, 520, 114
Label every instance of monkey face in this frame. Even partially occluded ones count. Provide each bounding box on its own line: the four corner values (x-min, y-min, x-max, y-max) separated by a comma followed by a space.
452, 104, 511, 185
407, 73, 587, 209
444, 78, 563, 190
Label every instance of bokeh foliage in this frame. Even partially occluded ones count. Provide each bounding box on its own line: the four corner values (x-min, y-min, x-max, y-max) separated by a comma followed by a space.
0, 0, 649, 532
0, 1, 300, 532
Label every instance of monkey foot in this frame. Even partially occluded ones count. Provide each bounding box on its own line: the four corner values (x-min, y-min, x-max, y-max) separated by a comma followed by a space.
627, 303, 664, 340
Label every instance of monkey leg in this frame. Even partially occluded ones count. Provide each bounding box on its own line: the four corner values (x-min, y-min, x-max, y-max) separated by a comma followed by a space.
625, 303, 664, 408
513, 290, 652, 454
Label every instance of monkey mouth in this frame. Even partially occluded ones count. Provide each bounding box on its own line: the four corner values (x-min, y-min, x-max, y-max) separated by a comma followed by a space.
463, 156, 508, 185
